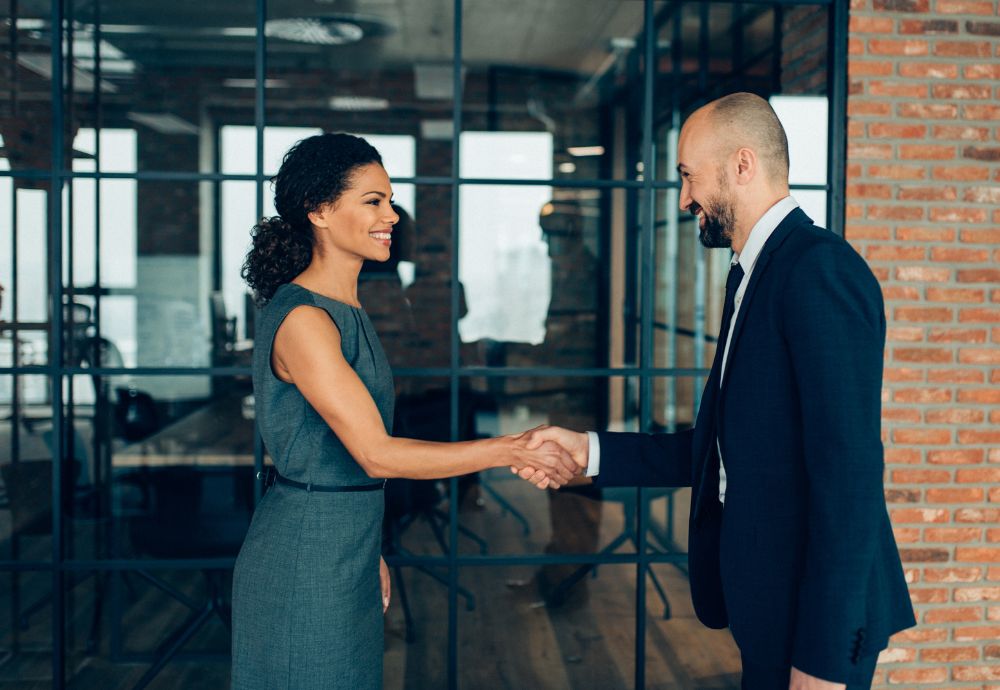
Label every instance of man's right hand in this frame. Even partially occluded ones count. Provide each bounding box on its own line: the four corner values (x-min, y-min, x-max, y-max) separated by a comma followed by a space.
511, 425, 589, 489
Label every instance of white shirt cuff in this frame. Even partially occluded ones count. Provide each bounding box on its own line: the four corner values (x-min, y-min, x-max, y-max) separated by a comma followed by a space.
585, 431, 601, 477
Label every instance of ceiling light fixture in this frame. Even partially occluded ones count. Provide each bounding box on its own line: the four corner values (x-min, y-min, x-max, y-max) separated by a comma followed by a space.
265, 17, 364, 45
328, 96, 389, 111
566, 145, 605, 157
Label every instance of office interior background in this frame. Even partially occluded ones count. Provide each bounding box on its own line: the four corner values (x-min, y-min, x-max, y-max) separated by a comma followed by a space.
0, 0, 997, 688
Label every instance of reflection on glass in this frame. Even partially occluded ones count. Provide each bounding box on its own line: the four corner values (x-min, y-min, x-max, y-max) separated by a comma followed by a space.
382, 567, 447, 688
457, 565, 636, 688
645, 563, 742, 686
458, 187, 629, 368
0, 569, 53, 681
462, 1, 645, 181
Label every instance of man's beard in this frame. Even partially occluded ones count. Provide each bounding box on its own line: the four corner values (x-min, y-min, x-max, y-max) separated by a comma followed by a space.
696, 176, 737, 249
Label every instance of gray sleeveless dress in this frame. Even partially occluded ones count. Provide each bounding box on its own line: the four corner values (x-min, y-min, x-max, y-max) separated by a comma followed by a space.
231, 283, 394, 690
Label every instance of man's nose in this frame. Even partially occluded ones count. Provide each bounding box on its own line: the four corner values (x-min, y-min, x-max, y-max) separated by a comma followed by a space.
679, 183, 692, 212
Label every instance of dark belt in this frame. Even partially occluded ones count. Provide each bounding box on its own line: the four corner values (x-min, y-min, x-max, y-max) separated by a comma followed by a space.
257, 467, 384, 493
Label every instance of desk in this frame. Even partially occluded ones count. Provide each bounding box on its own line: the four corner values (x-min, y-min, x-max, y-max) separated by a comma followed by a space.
115, 394, 255, 468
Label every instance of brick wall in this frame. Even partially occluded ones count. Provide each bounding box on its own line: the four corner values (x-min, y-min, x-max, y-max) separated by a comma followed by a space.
846, 1, 1000, 686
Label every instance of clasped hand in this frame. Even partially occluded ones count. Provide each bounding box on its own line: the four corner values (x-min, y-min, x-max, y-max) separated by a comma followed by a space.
507, 425, 589, 490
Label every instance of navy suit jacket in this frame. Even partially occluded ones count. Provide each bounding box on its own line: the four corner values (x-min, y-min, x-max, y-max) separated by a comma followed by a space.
596, 209, 915, 682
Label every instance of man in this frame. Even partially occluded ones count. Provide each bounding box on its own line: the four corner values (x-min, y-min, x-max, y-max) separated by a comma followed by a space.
519, 93, 914, 690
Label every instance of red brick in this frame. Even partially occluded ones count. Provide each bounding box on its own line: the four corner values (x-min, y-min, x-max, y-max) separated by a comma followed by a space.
892, 626, 949, 643
893, 347, 953, 363
958, 466, 1000, 483
959, 349, 1000, 365
921, 646, 981, 662
926, 608, 982, 624
848, 142, 894, 160
883, 407, 922, 422
894, 468, 951, 484
927, 487, 984, 502
959, 429, 1000, 444
966, 64, 1000, 80
867, 205, 926, 221
883, 286, 921, 301
931, 84, 991, 101
934, 124, 991, 141
891, 507, 950, 523
928, 449, 984, 464
964, 104, 1000, 120
896, 265, 950, 282
933, 165, 990, 181
956, 587, 1000, 603
868, 38, 929, 57
964, 186, 1000, 204
930, 207, 988, 223
894, 526, 921, 543
958, 269, 1000, 283
851, 15, 895, 32
928, 327, 986, 343
899, 185, 957, 201
886, 328, 924, 342
899, 18, 959, 34
887, 667, 948, 684
848, 183, 892, 199
847, 120, 865, 139
868, 164, 925, 180
964, 146, 1000, 161
966, 21, 1000, 37
959, 626, 1000, 641
960, 308, 1000, 322
924, 567, 983, 582
937, 0, 995, 12
958, 389, 1000, 404
878, 647, 916, 664
926, 527, 982, 542
895, 388, 952, 403
957, 549, 1000, 563
849, 61, 895, 77
927, 288, 985, 303
926, 407, 984, 424
847, 224, 891, 240
899, 547, 950, 562
886, 448, 922, 464
931, 247, 990, 262
991, 529, 1000, 543
900, 144, 956, 160
954, 666, 1000, 682
910, 586, 949, 603
935, 41, 993, 58
886, 488, 921, 502
956, 508, 1000, 522
873, 0, 929, 9
961, 228, 1000, 243
928, 368, 984, 383
896, 226, 955, 242
867, 81, 928, 98
848, 102, 892, 118
898, 61, 958, 79
894, 306, 952, 322
897, 102, 958, 119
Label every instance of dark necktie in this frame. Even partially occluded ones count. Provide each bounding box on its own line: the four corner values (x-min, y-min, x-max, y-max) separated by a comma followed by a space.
712, 261, 745, 378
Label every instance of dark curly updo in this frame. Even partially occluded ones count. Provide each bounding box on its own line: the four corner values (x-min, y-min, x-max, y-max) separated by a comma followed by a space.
241, 132, 383, 305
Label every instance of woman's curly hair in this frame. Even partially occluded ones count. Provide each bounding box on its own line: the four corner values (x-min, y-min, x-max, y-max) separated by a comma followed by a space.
242, 132, 383, 305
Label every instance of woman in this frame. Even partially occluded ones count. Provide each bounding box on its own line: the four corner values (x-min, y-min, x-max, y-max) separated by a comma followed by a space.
231, 133, 576, 690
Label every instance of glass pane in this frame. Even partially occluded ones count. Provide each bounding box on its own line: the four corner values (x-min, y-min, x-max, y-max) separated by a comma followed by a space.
456, 376, 639, 557
62, 375, 253, 561
0, 0, 54, 174
0, 375, 54, 566
462, 1, 645, 181
63, 0, 257, 174
457, 564, 636, 688
265, 1, 455, 177
458, 187, 634, 368
0, 569, 54, 685
644, 562, 742, 686
653, 3, 829, 182
0, 181, 49, 365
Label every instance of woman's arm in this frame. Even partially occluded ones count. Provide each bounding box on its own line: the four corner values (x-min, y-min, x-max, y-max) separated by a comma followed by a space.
272, 306, 580, 484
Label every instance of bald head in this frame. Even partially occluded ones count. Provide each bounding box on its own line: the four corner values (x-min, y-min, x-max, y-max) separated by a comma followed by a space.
695, 92, 790, 187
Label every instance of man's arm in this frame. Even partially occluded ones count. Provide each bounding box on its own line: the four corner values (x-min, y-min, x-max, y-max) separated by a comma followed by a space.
783, 241, 887, 684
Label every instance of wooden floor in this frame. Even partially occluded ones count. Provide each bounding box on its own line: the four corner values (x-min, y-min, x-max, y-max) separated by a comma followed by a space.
0, 472, 741, 689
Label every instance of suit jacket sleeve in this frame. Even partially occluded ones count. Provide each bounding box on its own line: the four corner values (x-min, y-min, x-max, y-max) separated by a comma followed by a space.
783, 241, 888, 682
593, 429, 694, 488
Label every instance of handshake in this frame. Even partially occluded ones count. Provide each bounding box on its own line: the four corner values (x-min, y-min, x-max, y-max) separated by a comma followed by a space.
502, 426, 590, 490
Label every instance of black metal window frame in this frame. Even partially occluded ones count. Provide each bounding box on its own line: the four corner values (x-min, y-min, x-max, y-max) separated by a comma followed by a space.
0, 0, 847, 686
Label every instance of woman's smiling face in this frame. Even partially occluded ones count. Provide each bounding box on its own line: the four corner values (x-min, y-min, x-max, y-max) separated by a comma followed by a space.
308, 162, 399, 262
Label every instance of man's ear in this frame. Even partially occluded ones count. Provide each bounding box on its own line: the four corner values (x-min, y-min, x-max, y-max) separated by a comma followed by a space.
735, 147, 757, 185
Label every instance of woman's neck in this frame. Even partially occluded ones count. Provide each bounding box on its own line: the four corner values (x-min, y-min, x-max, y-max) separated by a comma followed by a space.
292, 253, 364, 307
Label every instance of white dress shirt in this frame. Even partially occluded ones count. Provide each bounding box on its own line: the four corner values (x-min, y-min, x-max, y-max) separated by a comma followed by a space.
586, 196, 800, 503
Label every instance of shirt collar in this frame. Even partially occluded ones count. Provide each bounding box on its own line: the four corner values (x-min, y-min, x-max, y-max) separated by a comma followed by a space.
732, 195, 799, 271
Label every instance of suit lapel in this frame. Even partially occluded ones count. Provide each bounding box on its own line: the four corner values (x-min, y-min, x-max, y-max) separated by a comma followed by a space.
719, 208, 810, 394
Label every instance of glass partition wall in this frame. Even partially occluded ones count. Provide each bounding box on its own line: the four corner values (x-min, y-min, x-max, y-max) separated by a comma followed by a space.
0, 0, 846, 687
